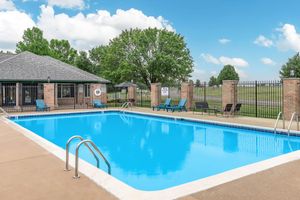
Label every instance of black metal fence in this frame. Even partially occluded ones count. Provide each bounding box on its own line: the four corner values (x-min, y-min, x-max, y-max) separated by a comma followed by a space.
136, 89, 151, 107
237, 80, 282, 118
193, 82, 222, 110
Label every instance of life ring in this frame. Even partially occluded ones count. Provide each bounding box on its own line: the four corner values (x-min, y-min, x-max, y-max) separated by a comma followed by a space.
94, 88, 102, 96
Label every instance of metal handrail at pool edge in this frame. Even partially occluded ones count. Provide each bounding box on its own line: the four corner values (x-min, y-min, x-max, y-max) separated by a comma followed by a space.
74, 139, 111, 178
274, 112, 285, 134
65, 135, 100, 171
287, 112, 299, 136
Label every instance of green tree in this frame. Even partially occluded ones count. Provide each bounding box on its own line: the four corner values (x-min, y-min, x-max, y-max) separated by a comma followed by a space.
195, 79, 201, 87
49, 39, 77, 65
208, 76, 218, 86
16, 27, 50, 55
97, 28, 194, 89
88, 46, 107, 74
75, 51, 94, 73
217, 65, 239, 84
280, 53, 300, 78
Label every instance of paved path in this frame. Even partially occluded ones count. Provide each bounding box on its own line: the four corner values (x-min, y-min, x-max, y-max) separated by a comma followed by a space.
0, 119, 116, 200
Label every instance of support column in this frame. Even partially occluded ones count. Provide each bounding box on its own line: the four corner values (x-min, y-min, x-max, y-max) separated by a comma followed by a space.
44, 83, 56, 110
222, 80, 238, 109
77, 84, 84, 105
15, 82, 20, 109
151, 83, 161, 107
128, 85, 137, 104
91, 83, 107, 104
283, 78, 300, 120
181, 82, 194, 110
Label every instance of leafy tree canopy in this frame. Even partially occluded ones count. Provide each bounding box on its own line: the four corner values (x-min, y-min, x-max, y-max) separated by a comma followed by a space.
208, 76, 218, 86
16, 27, 50, 55
49, 39, 77, 65
96, 28, 194, 89
217, 65, 239, 84
75, 51, 94, 73
280, 53, 300, 78
195, 79, 201, 87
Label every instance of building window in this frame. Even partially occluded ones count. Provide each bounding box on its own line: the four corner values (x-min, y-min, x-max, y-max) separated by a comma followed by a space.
84, 84, 90, 97
57, 84, 74, 98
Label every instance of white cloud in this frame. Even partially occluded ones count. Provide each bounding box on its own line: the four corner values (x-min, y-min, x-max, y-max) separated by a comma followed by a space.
0, 10, 35, 51
201, 53, 248, 67
201, 53, 220, 65
218, 38, 230, 44
235, 68, 247, 78
191, 68, 205, 80
219, 56, 249, 67
0, 0, 15, 11
37, 6, 174, 50
276, 24, 300, 52
210, 70, 217, 76
254, 35, 273, 47
47, 0, 85, 9
0, 5, 174, 51
261, 57, 276, 65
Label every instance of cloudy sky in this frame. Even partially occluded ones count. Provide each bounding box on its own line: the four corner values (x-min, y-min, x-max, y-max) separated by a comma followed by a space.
0, 0, 300, 81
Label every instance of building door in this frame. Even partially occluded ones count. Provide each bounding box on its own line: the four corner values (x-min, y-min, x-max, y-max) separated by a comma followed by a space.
22, 84, 38, 105
1, 83, 16, 106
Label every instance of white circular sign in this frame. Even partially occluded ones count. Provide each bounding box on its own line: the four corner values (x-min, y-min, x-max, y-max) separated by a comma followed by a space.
94, 88, 102, 96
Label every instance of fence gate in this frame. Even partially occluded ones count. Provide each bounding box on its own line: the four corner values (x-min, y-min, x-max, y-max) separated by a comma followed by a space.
193, 82, 222, 110
237, 80, 282, 118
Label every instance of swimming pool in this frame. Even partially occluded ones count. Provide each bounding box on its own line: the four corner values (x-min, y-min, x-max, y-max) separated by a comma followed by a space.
11, 111, 300, 191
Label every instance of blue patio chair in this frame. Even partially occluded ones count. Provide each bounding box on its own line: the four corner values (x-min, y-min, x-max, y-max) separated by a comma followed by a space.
166, 98, 187, 112
152, 98, 172, 111
93, 100, 107, 108
36, 99, 50, 111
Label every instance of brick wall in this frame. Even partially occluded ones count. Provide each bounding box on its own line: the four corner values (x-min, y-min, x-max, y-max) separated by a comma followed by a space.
222, 80, 238, 109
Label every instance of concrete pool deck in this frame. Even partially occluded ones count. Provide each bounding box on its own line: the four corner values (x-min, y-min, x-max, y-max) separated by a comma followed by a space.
1, 108, 300, 199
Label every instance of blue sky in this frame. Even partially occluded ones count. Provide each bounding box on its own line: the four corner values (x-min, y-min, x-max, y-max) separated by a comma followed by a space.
1, 0, 300, 81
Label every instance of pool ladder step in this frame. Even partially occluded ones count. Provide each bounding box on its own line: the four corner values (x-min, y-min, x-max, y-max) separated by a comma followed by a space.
65, 135, 111, 178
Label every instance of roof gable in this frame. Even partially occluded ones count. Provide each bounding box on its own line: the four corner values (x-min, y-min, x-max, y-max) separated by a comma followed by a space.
0, 51, 109, 83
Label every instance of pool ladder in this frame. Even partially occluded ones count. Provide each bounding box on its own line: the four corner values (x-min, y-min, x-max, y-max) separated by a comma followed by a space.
65, 135, 111, 178
274, 112, 285, 134
287, 112, 299, 136
0, 107, 9, 118
121, 101, 133, 110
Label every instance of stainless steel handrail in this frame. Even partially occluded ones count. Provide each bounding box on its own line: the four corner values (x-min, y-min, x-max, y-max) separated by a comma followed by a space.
121, 101, 133, 110
65, 135, 99, 171
274, 112, 285, 134
74, 139, 111, 178
287, 112, 299, 136
0, 107, 9, 117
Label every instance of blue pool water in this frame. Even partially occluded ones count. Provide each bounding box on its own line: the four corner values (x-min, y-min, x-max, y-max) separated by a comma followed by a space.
12, 111, 300, 191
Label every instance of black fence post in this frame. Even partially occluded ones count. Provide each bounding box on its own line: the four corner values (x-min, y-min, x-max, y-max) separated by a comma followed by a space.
204, 82, 207, 102
140, 89, 143, 107
255, 80, 258, 117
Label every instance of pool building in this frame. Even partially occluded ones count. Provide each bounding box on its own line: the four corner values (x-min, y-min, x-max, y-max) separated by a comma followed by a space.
0, 51, 109, 111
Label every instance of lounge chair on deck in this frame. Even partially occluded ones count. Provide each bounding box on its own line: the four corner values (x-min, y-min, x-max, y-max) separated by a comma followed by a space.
233, 103, 242, 116
93, 100, 107, 108
166, 98, 187, 112
36, 99, 50, 111
218, 103, 233, 116
193, 101, 218, 115
152, 98, 172, 111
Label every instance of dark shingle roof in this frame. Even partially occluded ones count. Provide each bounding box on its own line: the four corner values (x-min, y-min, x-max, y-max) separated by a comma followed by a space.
0, 51, 109, 83
0, 52, 15, 62
115, 82, 137, 88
